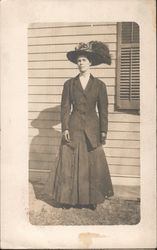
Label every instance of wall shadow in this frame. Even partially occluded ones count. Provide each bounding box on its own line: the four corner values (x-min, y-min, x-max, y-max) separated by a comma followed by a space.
29, 105, 62, 200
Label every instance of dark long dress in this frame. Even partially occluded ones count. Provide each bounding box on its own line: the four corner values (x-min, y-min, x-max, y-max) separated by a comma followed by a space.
44, 74, 114, 205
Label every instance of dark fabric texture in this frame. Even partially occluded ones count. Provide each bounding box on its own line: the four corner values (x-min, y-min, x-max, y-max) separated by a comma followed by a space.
61, 74, 108, 148
44, 131, 114, 205
44, 74, 114, 206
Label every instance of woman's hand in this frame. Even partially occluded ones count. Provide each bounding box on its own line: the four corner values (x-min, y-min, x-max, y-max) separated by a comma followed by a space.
101, 132, 107, 145
63, 130, 71, 142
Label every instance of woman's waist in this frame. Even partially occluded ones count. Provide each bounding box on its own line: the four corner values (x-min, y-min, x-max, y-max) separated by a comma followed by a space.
72, 106, 97, 115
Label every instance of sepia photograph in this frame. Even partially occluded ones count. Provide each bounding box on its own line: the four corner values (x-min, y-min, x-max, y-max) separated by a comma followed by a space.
1, 0, 156, 248
28, 22, 141, 226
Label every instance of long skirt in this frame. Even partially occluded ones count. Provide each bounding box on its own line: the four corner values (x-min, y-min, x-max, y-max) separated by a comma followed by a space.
44, 131, 114, 205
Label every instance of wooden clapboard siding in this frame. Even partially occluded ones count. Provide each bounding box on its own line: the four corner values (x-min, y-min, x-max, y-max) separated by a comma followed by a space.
29, 136, 140, 148
28, 22, 140, 186
28, 22, 116, 28
28, 120, 139, 131
28, 95, 115, 104
29, 85, 115, 95
28, 60, 116, 68
28, 35, 116, 45
29, 128, 140, 140
28, 45, 116, 55
28, 77, 115, 86
28, 53, 116, 61
28, 103, 115, 113
31, 158, 140, 170
28, 110, 140, 122
29, 157, 140, 168
28, 23, 117, 37
29, 147, 140, 160
28, 68, 116, 78
29, 163, 140, 176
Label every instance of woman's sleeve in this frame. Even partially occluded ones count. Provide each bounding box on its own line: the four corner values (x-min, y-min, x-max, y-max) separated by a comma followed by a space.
61, 81, 71, 132
97, 81, 108, 134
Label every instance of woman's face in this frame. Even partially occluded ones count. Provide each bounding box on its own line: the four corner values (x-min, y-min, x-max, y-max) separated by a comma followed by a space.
77, 55, 91, 73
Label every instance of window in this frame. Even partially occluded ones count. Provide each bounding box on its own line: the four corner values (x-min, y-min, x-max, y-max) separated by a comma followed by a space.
116, 22, 140, 110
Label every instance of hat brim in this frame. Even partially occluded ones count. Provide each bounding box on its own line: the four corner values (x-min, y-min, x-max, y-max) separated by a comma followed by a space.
67, 50, 111, 66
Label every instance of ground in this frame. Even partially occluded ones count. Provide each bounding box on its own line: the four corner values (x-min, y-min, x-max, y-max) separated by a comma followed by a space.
29, 182, 140, 225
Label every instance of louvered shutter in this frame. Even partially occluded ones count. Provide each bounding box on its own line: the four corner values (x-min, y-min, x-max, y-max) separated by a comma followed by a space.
116, 22, 140, 110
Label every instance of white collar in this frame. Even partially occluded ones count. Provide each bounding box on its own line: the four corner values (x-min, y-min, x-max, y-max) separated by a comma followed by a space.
79, 73, 90, 80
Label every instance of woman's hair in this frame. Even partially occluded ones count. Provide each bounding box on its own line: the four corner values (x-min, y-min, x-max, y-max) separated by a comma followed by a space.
76, 53, 92, 64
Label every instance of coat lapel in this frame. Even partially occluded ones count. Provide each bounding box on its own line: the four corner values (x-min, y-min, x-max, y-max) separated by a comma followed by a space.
84, 74, 94, 95
74, 74, 94, 96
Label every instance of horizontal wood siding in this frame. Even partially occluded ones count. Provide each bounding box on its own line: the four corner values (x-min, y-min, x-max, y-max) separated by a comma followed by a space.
28, 22, 140, 185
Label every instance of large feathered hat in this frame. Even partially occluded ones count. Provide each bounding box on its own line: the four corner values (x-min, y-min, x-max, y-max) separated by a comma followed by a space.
67, 41, 111, 66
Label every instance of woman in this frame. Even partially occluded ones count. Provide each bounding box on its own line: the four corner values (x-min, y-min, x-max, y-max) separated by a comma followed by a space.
44, 41, 114, 210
